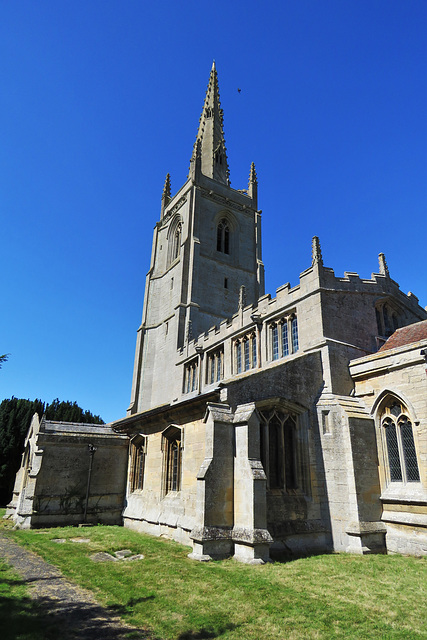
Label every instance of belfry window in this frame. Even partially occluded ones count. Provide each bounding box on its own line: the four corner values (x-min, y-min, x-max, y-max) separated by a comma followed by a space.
381, 399, 420, 484
259, 408, 298, 491
217, 218, 230, 254
162, 426, 182, 494
172, 222, 182, 261
129, 435, 146, 492
167, 217, 183, 266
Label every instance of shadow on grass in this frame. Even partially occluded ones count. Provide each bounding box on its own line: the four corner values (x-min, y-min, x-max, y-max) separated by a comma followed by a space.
0, 591, 155, 640
176, 624, 238, 639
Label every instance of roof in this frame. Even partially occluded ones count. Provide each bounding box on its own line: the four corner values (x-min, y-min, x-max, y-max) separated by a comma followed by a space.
379, 319, 427, 352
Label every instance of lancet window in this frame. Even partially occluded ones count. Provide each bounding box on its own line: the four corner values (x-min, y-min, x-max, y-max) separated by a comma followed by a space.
129, 434, 146, 493
206, 347, 224, 385
216, 218, 230, 254
380, 399, 420, 484
183, 359, 198, 394
234, 332, 257, 373
269, 314, 299, 361
167, 217, 182, 266
162, 426, 182, 494
259, 408, 298, 491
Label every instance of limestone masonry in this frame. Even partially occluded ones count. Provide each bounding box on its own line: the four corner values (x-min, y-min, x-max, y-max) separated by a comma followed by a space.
8, 64, 427, 560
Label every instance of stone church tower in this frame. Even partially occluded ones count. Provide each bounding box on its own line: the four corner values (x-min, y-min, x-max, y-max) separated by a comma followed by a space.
128, 63, 264, 414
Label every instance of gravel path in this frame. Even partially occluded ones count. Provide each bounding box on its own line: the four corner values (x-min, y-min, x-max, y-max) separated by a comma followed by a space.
0, 533, 153, 639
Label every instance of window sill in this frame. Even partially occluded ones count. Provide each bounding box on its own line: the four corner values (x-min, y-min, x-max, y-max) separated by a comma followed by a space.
381, 483, 427, 505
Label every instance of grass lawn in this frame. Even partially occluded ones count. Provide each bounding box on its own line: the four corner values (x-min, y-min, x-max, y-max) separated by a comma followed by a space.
1, 513, 426, 639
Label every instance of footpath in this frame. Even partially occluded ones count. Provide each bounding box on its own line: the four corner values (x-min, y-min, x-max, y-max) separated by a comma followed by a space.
0, 533, 152, 639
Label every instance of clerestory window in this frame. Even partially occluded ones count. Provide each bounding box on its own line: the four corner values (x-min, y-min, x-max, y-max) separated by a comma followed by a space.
381, 399, 420, 484
217, 218, 230, 254
183, 359, 198, 394
269, 314, 299, 361
206, 347, 224, 384
234, 332, 257, 373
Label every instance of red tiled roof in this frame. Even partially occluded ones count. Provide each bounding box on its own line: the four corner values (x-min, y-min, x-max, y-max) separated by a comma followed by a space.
379, 319, 427, 352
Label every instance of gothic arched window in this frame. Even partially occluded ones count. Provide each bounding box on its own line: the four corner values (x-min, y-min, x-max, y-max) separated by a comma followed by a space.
216, 218, 230, 254
129, 435, 146, 492
162, 426, 182, 494
259, 408, 298, 490
381, 399, 420, 483
172, 222, 182, 262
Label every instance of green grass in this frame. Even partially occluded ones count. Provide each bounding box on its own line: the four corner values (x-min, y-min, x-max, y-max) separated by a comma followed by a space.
1, 512, 426, 639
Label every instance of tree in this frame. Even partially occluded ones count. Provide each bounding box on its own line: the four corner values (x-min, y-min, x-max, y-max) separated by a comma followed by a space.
0, 354, 9, 369
0, 398, 104, 505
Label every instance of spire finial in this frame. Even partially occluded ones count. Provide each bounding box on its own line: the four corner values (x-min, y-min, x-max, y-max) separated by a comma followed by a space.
312, 236, 323, 267
248, 162, 258, 208
378, 252, 390, 277
162, 173, 171, 200
160, 173, 171, 218
190, 64, 230, 185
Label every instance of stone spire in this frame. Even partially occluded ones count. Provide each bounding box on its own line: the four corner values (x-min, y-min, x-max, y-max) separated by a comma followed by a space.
160, 173, 171, 218
312, 236, 323, 267
378, 252, 390, 277
248, 162, 258, 208
191, 61, 230, 185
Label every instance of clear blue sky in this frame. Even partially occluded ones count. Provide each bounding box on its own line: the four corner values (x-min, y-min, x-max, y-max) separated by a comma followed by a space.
1, 1, 426, 422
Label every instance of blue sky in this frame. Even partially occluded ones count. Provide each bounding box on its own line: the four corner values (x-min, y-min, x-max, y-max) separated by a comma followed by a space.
1, 1, 426, 422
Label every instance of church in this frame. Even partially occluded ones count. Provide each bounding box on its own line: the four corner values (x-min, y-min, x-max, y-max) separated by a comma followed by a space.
8, 64, 427, 562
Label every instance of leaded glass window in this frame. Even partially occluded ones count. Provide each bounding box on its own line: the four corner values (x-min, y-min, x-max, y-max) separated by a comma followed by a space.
282, 322, 289, 357
259, 408, 298, 491
130, 435, 146, 492
381, 399, 420, 484
272, 324, 279, 361
244, 339, 250, 371
163, 426, 182, 494
236, 341, 242, 373
291, 316, 299, 352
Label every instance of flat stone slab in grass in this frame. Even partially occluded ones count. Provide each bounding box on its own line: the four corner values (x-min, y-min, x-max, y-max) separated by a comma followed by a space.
123, 554, 144, 561
52, 538, 67, 544
91, 552, 118, 562
114, 549, 132, 558
70, 537, 91, 543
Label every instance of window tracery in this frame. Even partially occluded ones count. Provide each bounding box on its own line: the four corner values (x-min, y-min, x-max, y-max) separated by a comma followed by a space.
183, 359, 198, 394
234, 332, 257, 373
269, 314, 298, 361
258, 408, 297, 491
167, 217, 182, 267
206, 347, 224, 384
380, 399, 420, 484
216, 218, 230, 254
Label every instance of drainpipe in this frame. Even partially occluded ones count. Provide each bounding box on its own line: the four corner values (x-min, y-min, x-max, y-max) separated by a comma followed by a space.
83, 444, 97, 524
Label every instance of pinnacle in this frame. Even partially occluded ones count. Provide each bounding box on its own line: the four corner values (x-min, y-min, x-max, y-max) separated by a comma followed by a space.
312, 236, 323, 267
162, 173, 171, 200
378, 252, 390, 277
249, 162, 257, 184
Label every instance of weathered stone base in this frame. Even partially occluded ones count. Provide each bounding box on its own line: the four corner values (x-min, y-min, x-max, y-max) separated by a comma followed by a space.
189, 526, 233, 560
124, 515, 192, 547
345, 522, 387, 554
